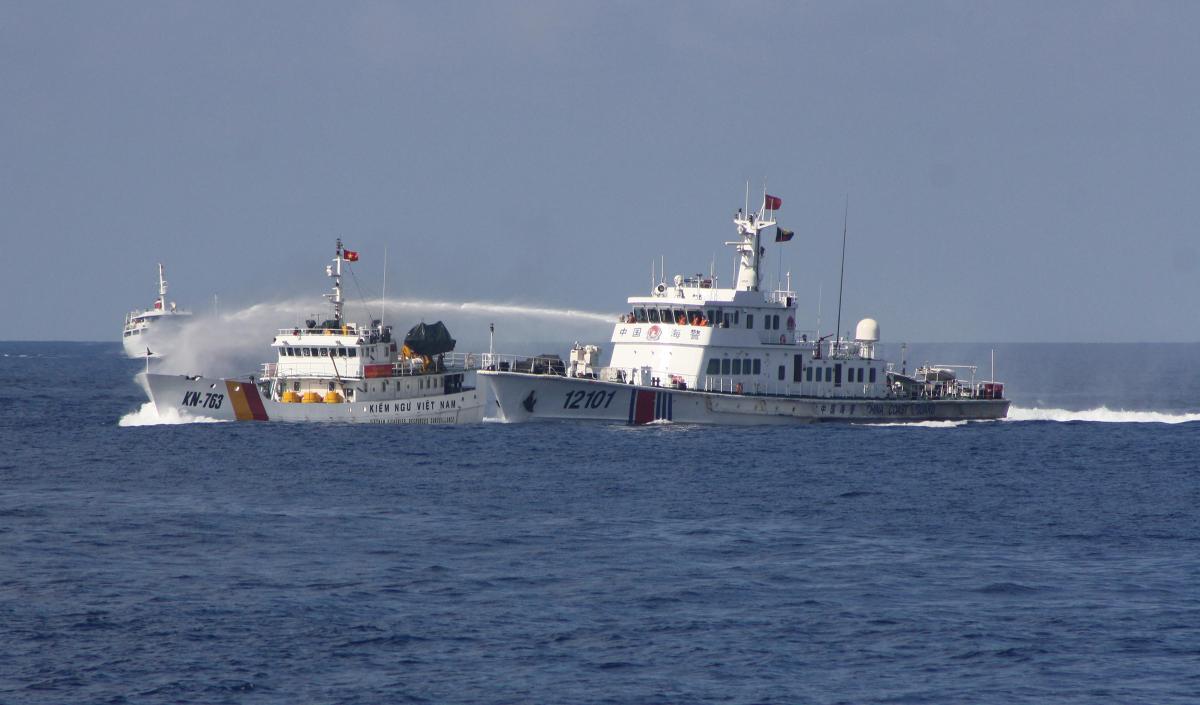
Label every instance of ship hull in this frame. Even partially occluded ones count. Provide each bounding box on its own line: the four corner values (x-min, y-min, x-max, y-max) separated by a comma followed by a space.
480, 371, 1009, 425
145, 373, 484, 424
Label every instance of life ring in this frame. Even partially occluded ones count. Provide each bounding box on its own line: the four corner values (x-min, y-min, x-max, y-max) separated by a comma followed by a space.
734, 382, 743, 394
787, 316, 795, 330
779, 334, 786, 344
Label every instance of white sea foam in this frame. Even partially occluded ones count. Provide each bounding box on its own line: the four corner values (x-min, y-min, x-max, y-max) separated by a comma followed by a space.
866, 420, 970, 428
118, 373, 225, 426
1006, 406, 1200, 424
118, 401, 225, 426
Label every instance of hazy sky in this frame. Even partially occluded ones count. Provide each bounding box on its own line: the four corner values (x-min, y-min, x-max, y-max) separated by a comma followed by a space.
3, 1, 1198, 343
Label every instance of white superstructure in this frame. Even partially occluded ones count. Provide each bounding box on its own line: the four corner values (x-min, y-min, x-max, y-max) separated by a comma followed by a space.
142, 241, 484, 424
121, 264, 192, 358
481, 194, 1008, 425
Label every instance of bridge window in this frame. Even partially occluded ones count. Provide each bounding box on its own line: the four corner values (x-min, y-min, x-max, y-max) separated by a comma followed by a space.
349, 349, 357, 357
834, 364, 842, 386
721, 359, 731, 375
635, 307, 648, 323
732, 359, 742, 375
870, 367, 877, 383
806, 367, 813, 382
793, 354, 803, 382
825, 367, 832, 383
706, 359, 719, 375
746, 314, 754, 329
753, 359, 762, 374
774, 315, 781, 330
647, 308, 660, 323
657, 308, 671, 324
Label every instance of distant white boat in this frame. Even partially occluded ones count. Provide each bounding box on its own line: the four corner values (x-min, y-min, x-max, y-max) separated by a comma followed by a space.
121, 263, 192, 359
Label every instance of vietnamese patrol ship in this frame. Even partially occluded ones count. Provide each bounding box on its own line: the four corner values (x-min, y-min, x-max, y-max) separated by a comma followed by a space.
480, 195, 1009, 425
143, 241, 484, 424
122, 264, 192, 358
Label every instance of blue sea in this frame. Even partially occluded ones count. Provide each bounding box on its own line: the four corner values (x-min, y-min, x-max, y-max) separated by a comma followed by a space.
3, 341, 1199, 704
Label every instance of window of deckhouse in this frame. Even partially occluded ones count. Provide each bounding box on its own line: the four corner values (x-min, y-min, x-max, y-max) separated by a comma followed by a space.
647, 308, 660, 323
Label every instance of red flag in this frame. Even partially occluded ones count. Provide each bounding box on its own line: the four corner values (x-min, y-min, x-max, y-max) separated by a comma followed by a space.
343, 249, 359, 262
764, 194, 782, 211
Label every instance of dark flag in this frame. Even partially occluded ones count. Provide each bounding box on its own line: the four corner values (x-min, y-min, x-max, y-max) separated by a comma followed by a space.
764, 194, 782, 210
775, 226, 794, 242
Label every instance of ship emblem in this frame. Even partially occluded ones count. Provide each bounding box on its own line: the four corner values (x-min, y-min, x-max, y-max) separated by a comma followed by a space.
522, 390, 537, 412
646, 325, 661, 341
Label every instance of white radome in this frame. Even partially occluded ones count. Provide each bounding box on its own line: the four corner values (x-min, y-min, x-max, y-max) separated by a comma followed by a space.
855, 318, 880, 342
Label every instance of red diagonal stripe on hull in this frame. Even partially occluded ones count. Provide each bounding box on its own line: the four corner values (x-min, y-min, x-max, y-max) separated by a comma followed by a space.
634, 390, 656, 425
242, 382, 269, 421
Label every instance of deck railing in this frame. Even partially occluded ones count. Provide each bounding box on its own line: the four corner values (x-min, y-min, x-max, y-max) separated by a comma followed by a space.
260, 351, 1005, 400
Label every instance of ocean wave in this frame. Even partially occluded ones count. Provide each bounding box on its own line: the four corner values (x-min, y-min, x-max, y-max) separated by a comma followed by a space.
118, 401, 225, 426
865, 420, 970, 428
1007, 406, 1200, 424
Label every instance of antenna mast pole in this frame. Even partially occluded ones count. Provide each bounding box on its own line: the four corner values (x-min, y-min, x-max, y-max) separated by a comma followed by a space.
834, 198, 848, 356
327, 238, 344, 326
381, 245, 388, 329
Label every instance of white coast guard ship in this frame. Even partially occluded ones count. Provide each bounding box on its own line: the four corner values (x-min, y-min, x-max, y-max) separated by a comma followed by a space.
142, 241, 484, 424
481, 196, 1009, 425
122, 264, 192, 358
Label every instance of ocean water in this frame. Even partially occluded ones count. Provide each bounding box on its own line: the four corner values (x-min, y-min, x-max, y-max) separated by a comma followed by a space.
2, 341, 1199, 704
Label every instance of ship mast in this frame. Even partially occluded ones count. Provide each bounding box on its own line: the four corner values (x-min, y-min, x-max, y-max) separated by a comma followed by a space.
727, 199, 776, 292
326, 239, 345, 325
156, 263, 168, 310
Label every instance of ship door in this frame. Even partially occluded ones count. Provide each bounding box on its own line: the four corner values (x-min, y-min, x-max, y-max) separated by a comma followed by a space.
834, 363, 842, 387
793, 354, 803, 383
